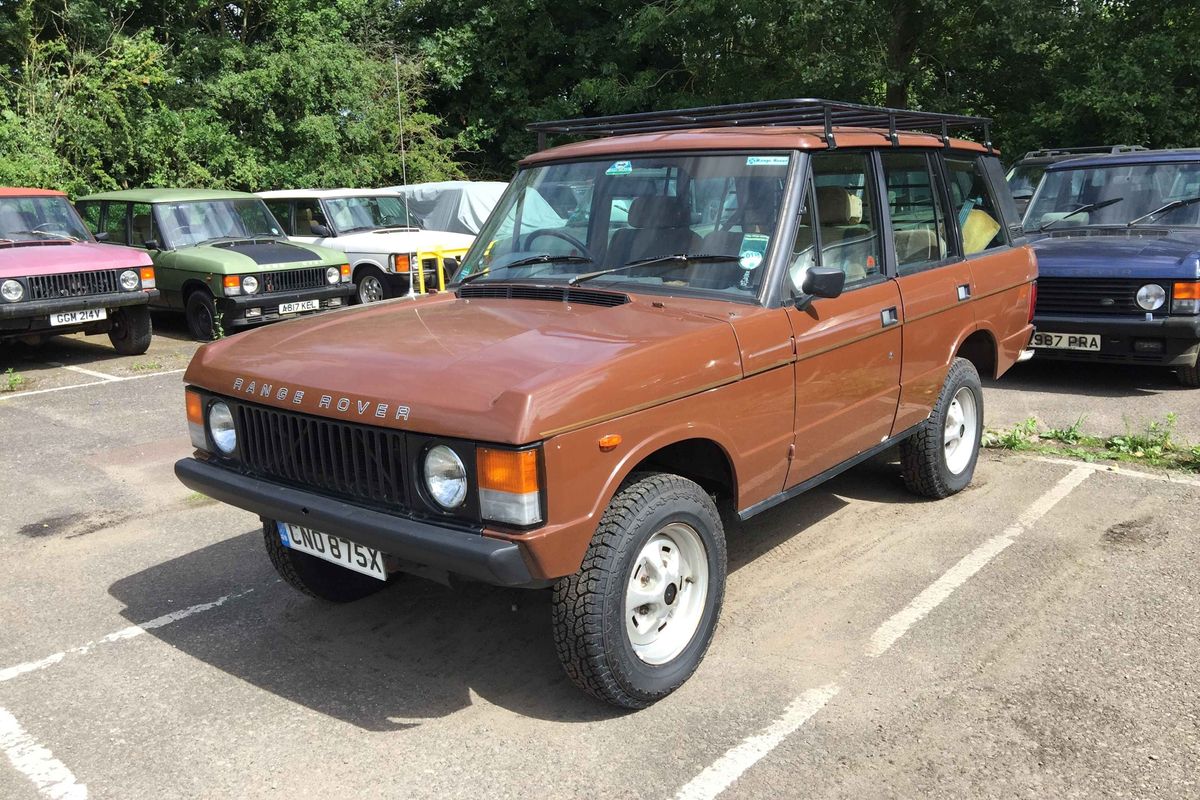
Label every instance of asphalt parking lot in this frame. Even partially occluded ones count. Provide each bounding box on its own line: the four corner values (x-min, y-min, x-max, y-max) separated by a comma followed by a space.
2, 329, 1199, 799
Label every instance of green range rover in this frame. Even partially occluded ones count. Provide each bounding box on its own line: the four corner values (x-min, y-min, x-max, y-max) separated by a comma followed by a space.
75, 189, 354, 340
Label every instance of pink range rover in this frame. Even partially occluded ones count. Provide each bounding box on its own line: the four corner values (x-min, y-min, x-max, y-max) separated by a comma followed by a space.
0, 188, 158, 354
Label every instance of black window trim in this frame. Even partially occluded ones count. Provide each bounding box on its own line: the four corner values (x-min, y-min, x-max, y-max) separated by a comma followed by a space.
808, 148, 890, 292
877, 149, 962, 278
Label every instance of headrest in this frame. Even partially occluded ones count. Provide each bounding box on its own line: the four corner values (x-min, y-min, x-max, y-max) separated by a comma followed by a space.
627, 195, 690, 229
816, 187, 862, 225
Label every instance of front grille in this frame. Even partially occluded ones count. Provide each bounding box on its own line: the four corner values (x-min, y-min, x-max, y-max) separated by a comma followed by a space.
235, 403, 408, 508
27, 269, 121, 300
1036, 277, 1170, 316
459, 284, 630, 307
259, 267, 326, 294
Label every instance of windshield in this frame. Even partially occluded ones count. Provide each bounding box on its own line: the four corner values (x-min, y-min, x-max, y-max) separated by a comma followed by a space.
1006, 164, 1044, 196
156, 199, 283, 248
453, 152, 792, 298
325, 196, 417, 233
1025, 161, 1200, 231
0, 196, 92, 242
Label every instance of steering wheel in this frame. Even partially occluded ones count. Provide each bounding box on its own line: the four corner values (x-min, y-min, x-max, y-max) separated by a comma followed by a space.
523, 228, 591, 259
32, 223, 64, 232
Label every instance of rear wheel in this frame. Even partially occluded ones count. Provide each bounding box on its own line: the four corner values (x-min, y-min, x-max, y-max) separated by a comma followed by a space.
1177, 362, 1199, 388
185, 290, 218, 341
107, 306, 152, 355
900, 357, 983, 499
354, 266, 392, 304
552, 473, 726, 708
262, 521, 393, 603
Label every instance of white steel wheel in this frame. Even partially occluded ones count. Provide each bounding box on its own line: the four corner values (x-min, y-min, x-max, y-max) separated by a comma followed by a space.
624, 522, 710, 665
943, 386, 979, 475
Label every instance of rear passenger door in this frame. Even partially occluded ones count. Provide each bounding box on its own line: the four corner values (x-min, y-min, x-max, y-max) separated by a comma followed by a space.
783, 152, 903, 486
881, 151, 977, 435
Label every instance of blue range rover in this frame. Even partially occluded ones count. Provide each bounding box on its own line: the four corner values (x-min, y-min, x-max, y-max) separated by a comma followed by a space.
1024, 149, 1200, 387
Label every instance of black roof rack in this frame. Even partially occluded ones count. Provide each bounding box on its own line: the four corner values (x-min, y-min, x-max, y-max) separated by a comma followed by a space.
528, 98, 992, 152
1018, 144, 1148, 160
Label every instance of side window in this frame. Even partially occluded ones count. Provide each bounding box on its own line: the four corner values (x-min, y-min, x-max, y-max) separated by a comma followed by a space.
102, 202, 129, 244
76, 202, 100, 235
945, 155, 1004, 254
131, 202, 156, 248
881, 152, 949, 274
811, 152, 882, 287
265, 201, 293, 235
295, 199, 324, 235
786, 180, 818, 292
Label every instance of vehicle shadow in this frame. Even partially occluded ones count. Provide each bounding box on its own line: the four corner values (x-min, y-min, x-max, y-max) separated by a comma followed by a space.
106, 456, 912, 729
984, 359, 1186, 399
0, 311, 198, 373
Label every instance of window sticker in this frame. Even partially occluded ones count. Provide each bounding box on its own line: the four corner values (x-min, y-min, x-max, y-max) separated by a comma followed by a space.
746, 155, 790, 167
739, 233, 770, 270
605, 160, 633, 176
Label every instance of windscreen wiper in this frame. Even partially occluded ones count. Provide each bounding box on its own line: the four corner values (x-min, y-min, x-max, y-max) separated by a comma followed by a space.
568, 253, 740, 286
1037, 197, 1124, 231
14, 230, 79, 242
1126, 195, 1200, 227
456, 253, 592, 286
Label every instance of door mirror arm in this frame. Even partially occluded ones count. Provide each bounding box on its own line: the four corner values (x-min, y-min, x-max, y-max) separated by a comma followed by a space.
142, 239, 160, 252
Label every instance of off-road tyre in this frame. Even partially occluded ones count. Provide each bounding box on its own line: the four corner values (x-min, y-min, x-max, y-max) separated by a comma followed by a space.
354, 266, 392, 304
900, 357, 983, 499
552, 473, 726, 709
185, 290, 218, 341
1177, 362, 1200, 388
262, 521, 393, 603
107, 306, 152, 355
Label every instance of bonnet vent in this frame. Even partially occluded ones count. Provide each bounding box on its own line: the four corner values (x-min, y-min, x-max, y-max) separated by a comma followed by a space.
458, 284, 630, 307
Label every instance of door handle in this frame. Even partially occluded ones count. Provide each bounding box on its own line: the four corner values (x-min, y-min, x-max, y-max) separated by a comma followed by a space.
881, 307, 899, 327
957, 283, 972, 301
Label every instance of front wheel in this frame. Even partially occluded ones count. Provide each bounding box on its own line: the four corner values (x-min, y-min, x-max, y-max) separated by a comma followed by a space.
354, 266, 393, 304
1177, 362, 1199, 388
185, 290, 218, 341
262, 521, 394, 603
900, 357, 983, 499
552, 473, 726, 709
108, 306, 152, 355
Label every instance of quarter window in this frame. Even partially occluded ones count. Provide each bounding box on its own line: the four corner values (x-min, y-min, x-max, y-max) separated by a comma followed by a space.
945, 156, 1005, 254
881, 152, 949, 273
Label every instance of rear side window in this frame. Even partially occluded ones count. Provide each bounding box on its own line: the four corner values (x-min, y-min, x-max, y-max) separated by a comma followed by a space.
102, 202, 129, 244
131, 202, 156, 248
881, 152, 949, 273
265, 201, 293, 235
945, 155, 1005, 254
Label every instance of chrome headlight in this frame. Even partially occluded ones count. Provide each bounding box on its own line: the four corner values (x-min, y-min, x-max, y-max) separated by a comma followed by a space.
1, 279, 23, 302
207, 401, 237, 455
325, 266, 340, 285
242, 275, 259, 294
119, 269, 140, 291
423, 445, 468, 509
1136, 283, 1166, 311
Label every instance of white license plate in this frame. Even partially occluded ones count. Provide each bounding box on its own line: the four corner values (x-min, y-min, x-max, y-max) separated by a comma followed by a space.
277, 522, 386, 581
1031, 331, 1101, 351
278, 299, 320, 314
49, 308, 106, 327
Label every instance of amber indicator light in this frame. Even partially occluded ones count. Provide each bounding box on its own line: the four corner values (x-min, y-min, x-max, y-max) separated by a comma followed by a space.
477, 448, 539, 493
140, 267, 155, 282
222, 275, 240, 289
185, 390, 204, 425
1174, 281, 1200, 300
394, 254, 411, 271
598, 434, 622, 451
340, 263, 351, 277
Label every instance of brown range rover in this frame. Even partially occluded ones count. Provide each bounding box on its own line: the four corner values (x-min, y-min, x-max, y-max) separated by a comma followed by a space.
176, 100, 1036, 708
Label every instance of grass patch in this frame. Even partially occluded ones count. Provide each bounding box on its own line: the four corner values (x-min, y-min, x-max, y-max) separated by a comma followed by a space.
984, 413, 1198, 473
130, 360, 163, 372
2, 367, 25, 393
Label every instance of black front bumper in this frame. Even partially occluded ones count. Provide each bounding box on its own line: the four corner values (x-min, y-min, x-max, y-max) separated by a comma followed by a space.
1032, 313, 1200, 367
174, 457, 535, 587
218, 284, 354, 327
0, 289, 158, 333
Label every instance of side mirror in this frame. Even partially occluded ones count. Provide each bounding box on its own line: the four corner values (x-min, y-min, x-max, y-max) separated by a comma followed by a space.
309, 221, 331, 237
1012, 190, 1034, 201
142, 239, 160, 251
793, 266, 845, 310
94, 231, 110, 242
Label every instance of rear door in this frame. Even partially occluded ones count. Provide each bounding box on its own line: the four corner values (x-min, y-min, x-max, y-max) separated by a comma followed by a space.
881, 150, 977, 434
784, 151, 903, 486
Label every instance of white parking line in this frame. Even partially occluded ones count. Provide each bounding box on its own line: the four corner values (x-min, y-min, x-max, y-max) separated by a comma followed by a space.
1030, 455, 1200, 487
0, 590, 252, 685
0, 707, 87, 799
674, 684, 840, 800
44, 362, 121, 382
865, 465, 1093, 657
0, 369, 184, 402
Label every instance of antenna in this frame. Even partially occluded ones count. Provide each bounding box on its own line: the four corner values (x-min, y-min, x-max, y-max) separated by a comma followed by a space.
394, 53, 417, 297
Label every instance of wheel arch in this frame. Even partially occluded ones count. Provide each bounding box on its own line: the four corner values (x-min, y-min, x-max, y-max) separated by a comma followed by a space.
609, 435, 739, 517
955, 326, 999, 380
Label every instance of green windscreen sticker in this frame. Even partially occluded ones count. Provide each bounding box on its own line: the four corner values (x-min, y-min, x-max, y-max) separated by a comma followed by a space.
746, 155, 790, 167
738, 233, 770, 270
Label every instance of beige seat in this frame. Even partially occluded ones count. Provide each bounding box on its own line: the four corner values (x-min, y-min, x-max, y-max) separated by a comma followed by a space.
132, 214, 153, 246
297, 207, 314, 235
607, 196, 699, 273
894, 228, 943, 263
816, 187, 872, 282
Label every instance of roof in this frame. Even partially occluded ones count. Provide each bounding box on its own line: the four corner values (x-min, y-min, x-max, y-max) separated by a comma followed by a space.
1045, 148, 1200, 171
0, 187, 66, 197
256, 188, 404, 199
521, 126, 989, 166
75, 188, 258, 203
